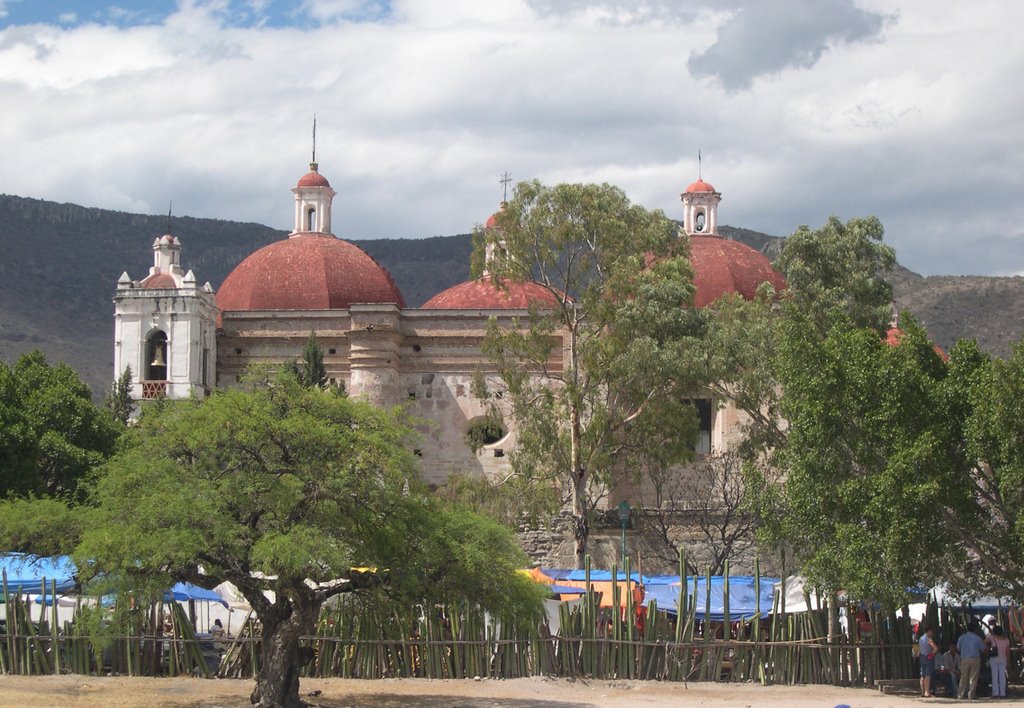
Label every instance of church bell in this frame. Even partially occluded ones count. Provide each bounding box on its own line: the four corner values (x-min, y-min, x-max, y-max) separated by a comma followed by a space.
151, 347, 166, 368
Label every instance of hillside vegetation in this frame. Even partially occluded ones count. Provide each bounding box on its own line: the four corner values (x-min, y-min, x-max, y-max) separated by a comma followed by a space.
0, 194, 1020, 397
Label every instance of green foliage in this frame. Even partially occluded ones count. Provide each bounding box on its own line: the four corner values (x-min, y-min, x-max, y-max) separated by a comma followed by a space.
298, 331, 328, 389
940, 338, 1024, 599
775, 215, 896, 334
0, 496, 84, 555
435, 471, 560, 528
741, 216, 1024, 602
0, 367, 542, 706
765, 312, 956, 604
476, 180, 709, 566
464, 414, 506, 453
104, 365, 134, 425
0, 350, 120, 500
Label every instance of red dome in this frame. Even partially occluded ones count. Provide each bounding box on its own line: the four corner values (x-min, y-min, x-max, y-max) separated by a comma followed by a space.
685, 179, 717, 194
217, 234, 405, 311
422, 275, 559, 310
142, 273, 177, 289
297, 170, 331, 188
689, 235, 785, 307
485, 202, 508, 229
885, 327, 949, 361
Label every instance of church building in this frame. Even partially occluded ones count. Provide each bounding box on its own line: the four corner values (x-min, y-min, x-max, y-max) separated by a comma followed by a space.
113, 161, 785, 493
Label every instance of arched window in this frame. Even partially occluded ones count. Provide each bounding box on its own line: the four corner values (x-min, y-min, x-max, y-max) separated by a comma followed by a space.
695, 211, 706, 233
464, 415, 507, 453
307, 207, 316, 231
145, 330, 168, 382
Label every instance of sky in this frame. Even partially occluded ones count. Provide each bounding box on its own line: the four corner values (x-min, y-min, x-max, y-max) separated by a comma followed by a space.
0, 0, 1021, 277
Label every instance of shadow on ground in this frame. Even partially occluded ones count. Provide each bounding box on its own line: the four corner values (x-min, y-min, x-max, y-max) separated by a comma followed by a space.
313, 695, 591, 708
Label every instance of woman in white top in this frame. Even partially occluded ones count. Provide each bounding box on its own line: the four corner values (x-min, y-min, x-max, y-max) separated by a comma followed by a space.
989, 625, 1011, 698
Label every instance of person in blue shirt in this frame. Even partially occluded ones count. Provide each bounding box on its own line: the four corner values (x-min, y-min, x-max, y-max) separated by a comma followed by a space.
957, 622, 989, 699
918, 625, 940, 697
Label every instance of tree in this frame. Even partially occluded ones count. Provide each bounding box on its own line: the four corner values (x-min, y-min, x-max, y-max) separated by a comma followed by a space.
760, 312, 956, 604
298, 331, 328, 389
638, 450, 759, 575
105, 365, 134, 425
0, 350, 121, 500
702, 216, 897, 456
0, 370, 542, 707
476, 181, 707, 567
939, 338, 1024, 599
773, 215, 896, 335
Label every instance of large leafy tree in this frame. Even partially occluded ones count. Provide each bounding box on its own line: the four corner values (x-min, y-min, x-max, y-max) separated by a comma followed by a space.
0, 371, 542, 708
0, 350, 121, 500
702, 216, 897, 455
476, 181, 707, 567
773, 215, 896, 334
764, 312, 957, 604
940, 338, 1024, 599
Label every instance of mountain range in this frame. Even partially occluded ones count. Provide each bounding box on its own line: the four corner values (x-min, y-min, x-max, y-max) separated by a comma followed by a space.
1, 194, 1021, 399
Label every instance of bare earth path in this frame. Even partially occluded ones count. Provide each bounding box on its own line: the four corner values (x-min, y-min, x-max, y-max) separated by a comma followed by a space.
2, 675, 1011, 707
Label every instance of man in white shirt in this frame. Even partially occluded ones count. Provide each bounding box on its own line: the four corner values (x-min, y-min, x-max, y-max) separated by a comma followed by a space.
934, 642, 960, 697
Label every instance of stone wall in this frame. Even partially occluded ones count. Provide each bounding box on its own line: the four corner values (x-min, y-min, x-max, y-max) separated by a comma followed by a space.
516, 509, 783, 577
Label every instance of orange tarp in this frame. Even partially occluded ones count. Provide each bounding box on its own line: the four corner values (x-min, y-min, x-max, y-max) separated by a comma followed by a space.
520, 567, 555, 584
555, 579, 638, 608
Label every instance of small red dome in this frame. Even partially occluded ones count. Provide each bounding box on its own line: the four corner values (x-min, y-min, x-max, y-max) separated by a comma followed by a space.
217, 234, 405, 311
422, 275, 559, 310
485, 202, 508, 229
297, 170, 331, 189
689, 235, 785, 307
885, 327, 949, 361
685, 179, 717, 194
142, 273, 177, 289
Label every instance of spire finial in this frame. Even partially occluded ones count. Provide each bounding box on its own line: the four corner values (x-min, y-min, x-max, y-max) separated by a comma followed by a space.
499, 171, 512, 203
167, 200, 173, 235
698, 149, 702, 180
312, 115, 317, 165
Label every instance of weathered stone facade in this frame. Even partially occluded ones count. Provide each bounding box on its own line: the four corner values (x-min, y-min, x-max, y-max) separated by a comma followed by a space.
114, 161, 785, 566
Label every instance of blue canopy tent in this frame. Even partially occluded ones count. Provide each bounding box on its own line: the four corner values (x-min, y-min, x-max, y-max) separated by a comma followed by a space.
0, 553, 77, 596
644, 576, 778, 620
2, 554, 228, 611
167, 582, 229, 608
543, 569, 652, 583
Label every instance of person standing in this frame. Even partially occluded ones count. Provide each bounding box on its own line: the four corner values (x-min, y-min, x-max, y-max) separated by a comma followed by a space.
957, 622, 987, 699
990, 625, 1010, 698
919, 625, 940, 697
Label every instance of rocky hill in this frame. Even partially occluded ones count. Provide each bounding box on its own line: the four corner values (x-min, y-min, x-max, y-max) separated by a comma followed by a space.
0, 194, 1020, 398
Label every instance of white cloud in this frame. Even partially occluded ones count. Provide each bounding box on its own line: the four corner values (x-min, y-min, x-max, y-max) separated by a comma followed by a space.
0, 0, 1021, 276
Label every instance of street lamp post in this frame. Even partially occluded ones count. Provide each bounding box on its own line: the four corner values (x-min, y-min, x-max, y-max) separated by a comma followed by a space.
616, 501, 631, 568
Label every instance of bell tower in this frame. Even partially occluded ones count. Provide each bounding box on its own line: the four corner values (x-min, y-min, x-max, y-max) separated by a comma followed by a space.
291, 120, 336, 235
681, 178, 721, 236
291, 162, 336, 235
113, 232, 217, 402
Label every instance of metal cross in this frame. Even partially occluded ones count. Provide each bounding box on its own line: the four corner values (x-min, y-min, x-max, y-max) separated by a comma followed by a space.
499, 171, 512, 202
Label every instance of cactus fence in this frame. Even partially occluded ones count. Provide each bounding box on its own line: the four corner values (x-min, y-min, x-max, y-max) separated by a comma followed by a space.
2, 557, 1012, 686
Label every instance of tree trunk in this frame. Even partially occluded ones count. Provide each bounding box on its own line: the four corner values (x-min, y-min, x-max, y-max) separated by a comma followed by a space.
250, 599, 317, 708
572, 471, 588, 569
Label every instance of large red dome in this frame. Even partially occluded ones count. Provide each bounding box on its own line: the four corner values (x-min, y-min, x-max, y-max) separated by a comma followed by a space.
217, 234, 405, 311
422, 275, 559, 310
689, 235, 785, 307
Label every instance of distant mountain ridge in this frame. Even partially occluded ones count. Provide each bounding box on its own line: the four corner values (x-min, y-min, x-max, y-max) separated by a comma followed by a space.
1, 194, 1021, 399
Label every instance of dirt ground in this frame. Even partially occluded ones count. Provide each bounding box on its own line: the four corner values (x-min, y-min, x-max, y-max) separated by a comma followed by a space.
0, 674, 1005, 707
